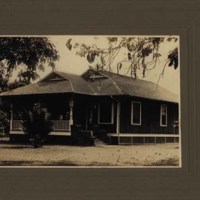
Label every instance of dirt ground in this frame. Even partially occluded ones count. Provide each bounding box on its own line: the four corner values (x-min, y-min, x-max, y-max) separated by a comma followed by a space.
0, 137, 180, 167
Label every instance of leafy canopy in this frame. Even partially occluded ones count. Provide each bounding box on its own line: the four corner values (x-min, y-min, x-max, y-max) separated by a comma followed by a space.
66, 36, 178, 79
0, 37, 59, 91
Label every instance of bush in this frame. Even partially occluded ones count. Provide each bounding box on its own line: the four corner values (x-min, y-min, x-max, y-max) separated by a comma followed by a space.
0, 105, 10, 135
20, 104, 53, 148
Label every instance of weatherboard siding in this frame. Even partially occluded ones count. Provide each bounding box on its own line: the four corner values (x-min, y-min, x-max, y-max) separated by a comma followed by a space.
119, 97, 179, 134
72, 95, 179, 135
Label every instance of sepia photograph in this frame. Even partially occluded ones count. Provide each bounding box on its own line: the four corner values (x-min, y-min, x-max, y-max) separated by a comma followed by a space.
0, 35, 180, 167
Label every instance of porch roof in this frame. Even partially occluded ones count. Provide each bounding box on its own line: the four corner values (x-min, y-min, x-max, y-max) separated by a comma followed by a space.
0, 69, 179, 103
0, 72, 93, 96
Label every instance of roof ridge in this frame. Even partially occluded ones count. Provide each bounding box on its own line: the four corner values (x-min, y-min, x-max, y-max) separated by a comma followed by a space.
82, 67, 124, 94
98, 71, 123, 94
68, 79, 75, 92
55, 70, 80, 77
56, 70, 97, 95
53, 71, 78, 81
39, 71, 68, 82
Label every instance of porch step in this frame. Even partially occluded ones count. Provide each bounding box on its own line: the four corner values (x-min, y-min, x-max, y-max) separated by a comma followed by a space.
94, 138, 107, 146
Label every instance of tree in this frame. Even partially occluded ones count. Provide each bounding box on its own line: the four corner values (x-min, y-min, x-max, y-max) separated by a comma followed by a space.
0, 37, 59, 91
66, 36, 178, 80
0, 37, 59, 144
17, 103, 53, 148
0, 104, 9, 135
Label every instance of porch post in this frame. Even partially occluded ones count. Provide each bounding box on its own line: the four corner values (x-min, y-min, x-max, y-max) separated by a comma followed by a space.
10, 103, 13, 131
116, 102, 120, 144
69, 98, 74, 132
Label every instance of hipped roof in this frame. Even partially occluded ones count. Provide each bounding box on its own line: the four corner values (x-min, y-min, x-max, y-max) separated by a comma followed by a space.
0, 69, 179, 103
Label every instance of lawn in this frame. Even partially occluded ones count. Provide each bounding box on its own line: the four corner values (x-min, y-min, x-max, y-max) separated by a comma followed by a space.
0, 137, 180, 167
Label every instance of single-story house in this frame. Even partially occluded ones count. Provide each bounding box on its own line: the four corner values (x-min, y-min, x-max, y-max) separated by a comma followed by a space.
0, 68, 179, 144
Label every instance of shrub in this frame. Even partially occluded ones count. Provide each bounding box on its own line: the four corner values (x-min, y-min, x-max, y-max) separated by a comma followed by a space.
20, 104, 53, 148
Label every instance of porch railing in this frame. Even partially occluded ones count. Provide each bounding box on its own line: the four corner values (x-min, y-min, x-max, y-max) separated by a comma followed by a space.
12, 120, 70, 132
12, 120, 23, 131
51, 120, 70, 131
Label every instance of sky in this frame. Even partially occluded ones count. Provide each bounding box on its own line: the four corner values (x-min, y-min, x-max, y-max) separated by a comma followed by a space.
10, 35, 179, 96
43, 35, 180, 96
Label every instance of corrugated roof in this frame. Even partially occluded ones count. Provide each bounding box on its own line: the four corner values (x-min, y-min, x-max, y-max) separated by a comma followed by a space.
0, 80, 72, 96
55, 71, 93, 95
97, 71, 178, 102
0, 69, 178, 103
0, 71, 93, 97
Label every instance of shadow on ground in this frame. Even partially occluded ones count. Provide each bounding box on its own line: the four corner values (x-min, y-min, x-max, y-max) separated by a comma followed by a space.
0, 160, 78, 166
0, 146, 32, 149
144, 157, 179, 166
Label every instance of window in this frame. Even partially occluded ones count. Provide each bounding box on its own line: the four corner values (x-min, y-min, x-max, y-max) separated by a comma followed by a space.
98, 101, 114, 124
131, 102, 142, 125
160, 104, 167, 126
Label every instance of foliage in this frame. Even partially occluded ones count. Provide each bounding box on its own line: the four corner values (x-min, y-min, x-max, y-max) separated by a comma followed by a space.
17, 103, 53, 148
0, 104, 10, 134
71, 125, 94, 146
66, 36, 178, 79
0, 37, 59, 91
168, 47, 178, 69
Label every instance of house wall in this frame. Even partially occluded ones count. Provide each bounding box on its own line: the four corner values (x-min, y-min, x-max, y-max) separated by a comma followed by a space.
89, 96, 117, 133
119, 96, 179, 134
4, 93, 179, 136
72, 95, 117, 133
84, 95, 179, 135
94, 103, 117, 133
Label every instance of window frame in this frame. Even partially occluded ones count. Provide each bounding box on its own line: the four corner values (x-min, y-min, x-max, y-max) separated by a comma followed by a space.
131, 101, 142, 126
98, 102, 114, 124
160, 104, 168, 127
